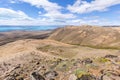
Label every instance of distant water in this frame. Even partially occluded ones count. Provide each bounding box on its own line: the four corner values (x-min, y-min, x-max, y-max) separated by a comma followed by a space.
0, 25, 63, 32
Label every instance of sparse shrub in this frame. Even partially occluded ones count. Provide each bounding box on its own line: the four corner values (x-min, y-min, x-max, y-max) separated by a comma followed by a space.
36, 45, 51, 52
74, 68, 89, 78
76, 74, 96, 80
86, 63, 99, 70
96, 57, 110, 63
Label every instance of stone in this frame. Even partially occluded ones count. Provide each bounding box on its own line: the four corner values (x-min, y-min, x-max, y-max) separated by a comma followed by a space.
100, 70, 120, 80
5, 76, 16, 80
104, 55, 118, 58
101, 74, 120, 80
82, 58, 93, 64
76, 74, 96, 80
69, 74, 77, 80
30, 72, 45, 80
18, 77, 24, 80
44, 71, 58, 80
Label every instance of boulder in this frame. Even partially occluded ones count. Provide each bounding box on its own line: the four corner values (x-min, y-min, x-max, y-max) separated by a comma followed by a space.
5, 76, 16, 80
30, 72, 45, 80
82, 58, 93, 64
76, 74, 96, 80
69, 74, 77, 80
100, 70, 120, 80
44, 71, 58, 80
104, 55, 118, 58
101, 75, 120, 80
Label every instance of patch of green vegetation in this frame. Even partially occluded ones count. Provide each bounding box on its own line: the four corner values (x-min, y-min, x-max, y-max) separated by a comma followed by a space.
96, 57, 110, 63
36, 45, 77, 58
86, 64, 99, 70
56, 61, 72, 72
74, 68, 89, 78
106, 73, 111, 76
72, 44, 120, 50
36, 45, 52, 52
82, 45, 120, 50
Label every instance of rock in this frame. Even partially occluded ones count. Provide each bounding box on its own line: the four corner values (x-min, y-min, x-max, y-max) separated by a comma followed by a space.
39, 66, 47, 74
101, 75, 120, 80
5, 76, 16, 80
36, 62, 40, 65
100, 69, 120, 80
18, 77, 24, 80
104, 55, 118, 58
69, 74, 77, 80
56, 58, 63, 63
5, 72, 20, 80
30, 72, 45, 80
82, 58, 93, 64
62, 64, 67, 68
12, 72, 19, 77
44, 71, 58, 80
76, 74, 96, 80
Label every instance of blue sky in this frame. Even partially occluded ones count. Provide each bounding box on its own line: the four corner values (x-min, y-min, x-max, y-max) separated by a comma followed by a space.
0, 0, 120, 25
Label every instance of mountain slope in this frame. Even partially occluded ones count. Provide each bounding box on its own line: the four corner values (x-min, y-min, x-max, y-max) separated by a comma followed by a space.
49, 26, 120, 49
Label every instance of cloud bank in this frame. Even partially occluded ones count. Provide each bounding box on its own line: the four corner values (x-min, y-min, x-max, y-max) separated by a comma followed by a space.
0, 0, 120, 25
67, 0, 120, 13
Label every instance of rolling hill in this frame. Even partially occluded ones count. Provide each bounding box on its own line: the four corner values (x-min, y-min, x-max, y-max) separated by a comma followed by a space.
49, 25, 120, 49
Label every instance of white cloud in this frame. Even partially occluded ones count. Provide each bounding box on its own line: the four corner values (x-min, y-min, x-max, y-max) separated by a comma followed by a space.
41, 12, 76, 19
65, 19, 101, 25
19, 0, 76, 19
0, 8, 32, 20
67, 0, 120, 13
9, 0, 21, 3
1, 0, 120, 25
0, 8, 118, 26
9, 0, 16, 3
20, 0, 62, 12
0, 8, 35, 25
0, 8, 74, 25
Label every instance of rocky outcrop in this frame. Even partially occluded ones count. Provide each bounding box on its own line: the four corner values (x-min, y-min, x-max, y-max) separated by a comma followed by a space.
0, 54, 120, 80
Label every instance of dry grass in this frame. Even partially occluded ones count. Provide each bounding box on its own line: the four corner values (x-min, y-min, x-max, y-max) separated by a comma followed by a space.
36, 45, 77, 58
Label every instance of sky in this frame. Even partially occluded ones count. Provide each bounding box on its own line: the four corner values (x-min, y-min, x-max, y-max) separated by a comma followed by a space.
0, 0, 120, 26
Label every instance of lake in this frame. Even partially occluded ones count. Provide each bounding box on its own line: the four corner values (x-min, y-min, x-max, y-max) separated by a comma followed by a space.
0, 25, 63, 32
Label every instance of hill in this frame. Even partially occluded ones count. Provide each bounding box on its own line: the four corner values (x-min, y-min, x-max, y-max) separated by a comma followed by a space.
49, 25, 120, 49
0, 30, 51, 46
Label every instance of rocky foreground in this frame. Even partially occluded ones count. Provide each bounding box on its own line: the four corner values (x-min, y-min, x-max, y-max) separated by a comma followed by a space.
0, 26, 120, 80
0, 39, 119, 80
0, 52, 120, 80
